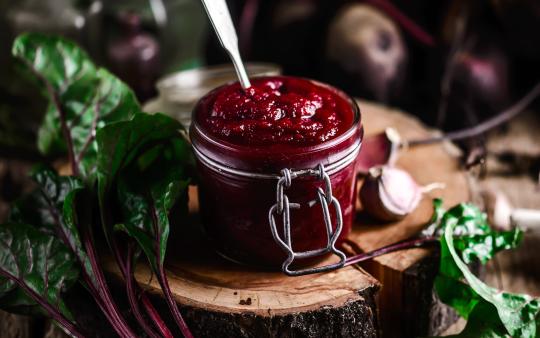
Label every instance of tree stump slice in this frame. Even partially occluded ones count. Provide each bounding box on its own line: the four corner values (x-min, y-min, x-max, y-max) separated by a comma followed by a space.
108, 220, 381, 338
106, 100, 471, 338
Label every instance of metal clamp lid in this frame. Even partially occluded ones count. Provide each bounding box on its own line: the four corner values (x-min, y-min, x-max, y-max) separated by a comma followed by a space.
268, 164, 346, 276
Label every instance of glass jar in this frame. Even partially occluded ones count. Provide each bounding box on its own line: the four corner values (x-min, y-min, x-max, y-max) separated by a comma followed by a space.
190, 77, 363, 275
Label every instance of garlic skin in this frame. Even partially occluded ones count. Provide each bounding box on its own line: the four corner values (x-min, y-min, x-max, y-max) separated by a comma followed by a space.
360, 166, 422, 222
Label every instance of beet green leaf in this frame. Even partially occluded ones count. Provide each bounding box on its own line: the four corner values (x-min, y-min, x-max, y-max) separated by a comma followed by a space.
96, 112, 193, 336
12, 33, 138, 178
430, 200, 539, 337
0, 222, 80, 334
9, 165, 83, 235
97, 112, 192, 269
441, 222, 539, 337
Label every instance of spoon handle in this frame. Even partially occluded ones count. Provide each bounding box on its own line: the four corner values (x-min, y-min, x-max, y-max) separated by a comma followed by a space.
201, 0, 251, 89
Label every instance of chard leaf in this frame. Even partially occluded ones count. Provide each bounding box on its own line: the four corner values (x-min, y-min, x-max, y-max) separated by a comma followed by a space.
62, 189, 96, 282
443, 223, 540, 337
9, 165, 83, 235
435, 274, 482, 319
444, 301, 509, 338
426, 201, 523, 265
12, 33, 138, 178
9, 167, 94, 287
96, 113, 192, 270
431, 200, 539, 337
97, 113, 193, 335
424, 200, 488, 238
116, 178, 189, 270
453, 229, 523, 265
0, 222, 79, 319
96, 113, 188, 188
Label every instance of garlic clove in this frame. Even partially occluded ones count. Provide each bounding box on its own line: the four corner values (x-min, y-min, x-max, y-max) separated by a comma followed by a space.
360, 165, 423, 222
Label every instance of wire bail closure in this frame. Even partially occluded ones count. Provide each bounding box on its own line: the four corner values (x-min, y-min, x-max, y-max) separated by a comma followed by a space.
268, 164, 346, 276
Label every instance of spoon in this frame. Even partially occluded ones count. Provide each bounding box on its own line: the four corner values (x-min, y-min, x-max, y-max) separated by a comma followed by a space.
201, 0, 252, 89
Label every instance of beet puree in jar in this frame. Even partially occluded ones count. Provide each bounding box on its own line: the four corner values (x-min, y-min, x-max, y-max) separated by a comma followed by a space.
190, 76, 363, 272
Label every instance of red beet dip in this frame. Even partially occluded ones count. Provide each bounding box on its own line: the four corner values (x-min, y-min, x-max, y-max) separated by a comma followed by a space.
197, 76, 355, 146
191, 76, 362, 267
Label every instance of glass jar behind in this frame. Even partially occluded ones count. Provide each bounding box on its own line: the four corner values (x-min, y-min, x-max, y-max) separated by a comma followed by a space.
144, 63, 281, 128
190, 76, 363, 270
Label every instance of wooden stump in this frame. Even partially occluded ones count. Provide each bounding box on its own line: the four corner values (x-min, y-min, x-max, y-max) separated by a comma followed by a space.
106, 101, 471, 338
107, 210, 381, 337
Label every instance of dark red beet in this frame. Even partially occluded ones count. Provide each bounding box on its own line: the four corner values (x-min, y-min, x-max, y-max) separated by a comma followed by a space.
325, 4, 407, 102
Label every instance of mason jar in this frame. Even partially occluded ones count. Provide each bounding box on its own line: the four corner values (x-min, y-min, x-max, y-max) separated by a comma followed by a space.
190, 76, 363, 276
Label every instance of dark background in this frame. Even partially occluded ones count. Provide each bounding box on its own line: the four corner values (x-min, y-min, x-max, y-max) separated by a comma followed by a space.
0, 0, 539, 169
0, 2, 539, 336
